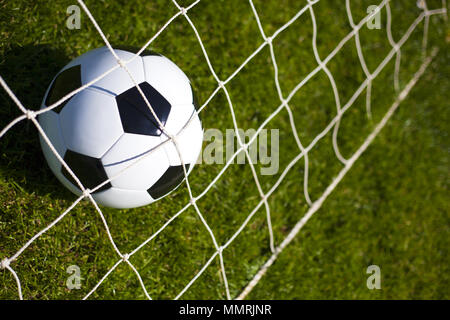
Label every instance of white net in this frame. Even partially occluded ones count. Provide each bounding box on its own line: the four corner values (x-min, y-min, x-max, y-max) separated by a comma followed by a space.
0, 0, 447, 300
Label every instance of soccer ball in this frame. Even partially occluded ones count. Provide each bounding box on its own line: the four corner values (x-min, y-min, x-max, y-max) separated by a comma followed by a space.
38, 46, 203, 209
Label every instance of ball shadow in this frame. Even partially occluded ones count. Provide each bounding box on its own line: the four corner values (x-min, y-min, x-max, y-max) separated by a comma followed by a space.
0, 44, 76, 201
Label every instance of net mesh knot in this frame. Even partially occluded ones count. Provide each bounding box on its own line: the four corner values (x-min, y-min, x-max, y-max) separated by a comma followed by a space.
116, 58, 126, 69
82, 189, 91, 198
25, 110, 36, 119
1, 258, 10, 269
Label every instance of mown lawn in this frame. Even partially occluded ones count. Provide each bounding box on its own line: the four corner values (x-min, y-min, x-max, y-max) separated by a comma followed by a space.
0, 0, 448, 299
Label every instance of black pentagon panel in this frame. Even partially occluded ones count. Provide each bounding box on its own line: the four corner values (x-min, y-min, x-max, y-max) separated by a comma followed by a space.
45, 65, 81, 113
113, 45, 162, 57
61, 149, 111, 193
116, 82, 171, 136
147, 164, 190, 199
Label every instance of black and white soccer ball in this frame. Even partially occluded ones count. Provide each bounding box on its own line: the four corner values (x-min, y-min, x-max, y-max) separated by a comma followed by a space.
39, 46, 203, 209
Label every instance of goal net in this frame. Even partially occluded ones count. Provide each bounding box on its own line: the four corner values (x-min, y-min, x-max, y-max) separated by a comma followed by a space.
0, 0, 447, 299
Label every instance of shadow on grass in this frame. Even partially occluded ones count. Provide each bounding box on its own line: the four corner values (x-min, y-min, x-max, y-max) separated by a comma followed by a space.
0, 44, 76, 201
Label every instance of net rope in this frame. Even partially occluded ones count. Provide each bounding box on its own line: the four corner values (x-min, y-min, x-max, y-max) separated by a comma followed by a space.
0, 0, 447, 300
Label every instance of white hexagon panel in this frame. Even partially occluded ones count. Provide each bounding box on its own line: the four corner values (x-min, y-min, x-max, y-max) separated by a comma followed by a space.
142, 55, 193, 106
101, 133, 169, 191
92, 187, 153, 209
161, 106, 203, 168
59, 88, 124, 158
38, 110, 81, 196
64, 46, 146, 95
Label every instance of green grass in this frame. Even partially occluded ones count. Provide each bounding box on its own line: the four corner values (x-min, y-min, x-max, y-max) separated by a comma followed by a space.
0, 0, 449, 299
